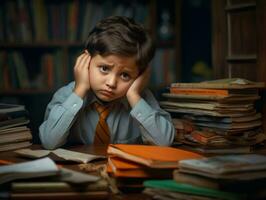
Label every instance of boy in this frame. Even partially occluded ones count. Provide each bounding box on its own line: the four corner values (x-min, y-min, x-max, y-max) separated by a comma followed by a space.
39, 16, 175, 150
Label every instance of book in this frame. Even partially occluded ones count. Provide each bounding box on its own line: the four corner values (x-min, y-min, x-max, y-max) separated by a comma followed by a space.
0, 141, 32, 152
0, 157, 59, 184
11, 179, 108, 193
173, 170, 225, 190
107, 156, 173, 178
15, 148, 105, 163
0, 117, 30, 130
178, 154, 266, 179
160, 101, 254, 112
171, 78, 265, 89
143, 188, 217, 200
181, 144, 252, 154
107, 144, 203, 168
169, 87, 258, 97
143, 180, 245, 200
10, 191, 109, 199
162, 92, 260, 103
0, 126, 29, 134
184, 113, 261, 123
0, 129, 32, 144
0, 103, 25, 113
173, 170, 266, 191
162, 106, 256, 117
193, 120, 262, 130
0, 110, 29, 122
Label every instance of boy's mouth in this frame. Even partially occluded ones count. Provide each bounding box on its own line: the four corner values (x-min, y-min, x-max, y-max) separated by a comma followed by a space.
99, 90, 114, 97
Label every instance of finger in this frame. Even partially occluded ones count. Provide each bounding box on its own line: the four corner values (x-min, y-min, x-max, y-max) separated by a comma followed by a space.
75, 53, 87, 68
84, 50, 90, 55
79, 54, 91, 69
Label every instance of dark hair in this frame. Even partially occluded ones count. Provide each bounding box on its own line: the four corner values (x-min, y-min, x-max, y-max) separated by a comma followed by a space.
85, 16, 155, 73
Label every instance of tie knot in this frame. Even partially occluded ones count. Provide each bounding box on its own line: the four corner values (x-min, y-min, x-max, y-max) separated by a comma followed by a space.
94, 102, 111, 120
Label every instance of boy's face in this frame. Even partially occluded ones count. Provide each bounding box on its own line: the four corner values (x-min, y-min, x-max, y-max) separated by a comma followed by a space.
89, 54, 139, 102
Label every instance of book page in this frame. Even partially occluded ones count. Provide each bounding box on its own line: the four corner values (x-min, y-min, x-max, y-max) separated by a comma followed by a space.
0, 157, 58, 174
52, 148, 105, 163
0, 157, 59, 184
15, 148, 51, 158
15, 148, 105, 163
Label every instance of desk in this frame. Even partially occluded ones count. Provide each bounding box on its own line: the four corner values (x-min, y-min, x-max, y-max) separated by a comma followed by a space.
0, 145, 152, 200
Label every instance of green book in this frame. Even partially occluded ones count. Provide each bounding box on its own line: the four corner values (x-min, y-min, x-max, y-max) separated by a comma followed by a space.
143, 180, 246, 200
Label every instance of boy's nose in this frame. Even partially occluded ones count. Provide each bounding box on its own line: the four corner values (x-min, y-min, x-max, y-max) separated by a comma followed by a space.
106, 75, 117, 89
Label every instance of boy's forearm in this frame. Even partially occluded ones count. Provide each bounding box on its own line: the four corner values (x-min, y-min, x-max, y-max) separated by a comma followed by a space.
73, 85, 88, 99
130, 97, 175, 146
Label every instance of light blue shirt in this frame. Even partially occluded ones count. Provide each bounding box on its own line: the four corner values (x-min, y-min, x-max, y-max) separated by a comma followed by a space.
39, 82, 175, 149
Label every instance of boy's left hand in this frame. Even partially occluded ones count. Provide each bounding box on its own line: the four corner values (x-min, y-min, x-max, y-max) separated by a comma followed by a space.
126, 67, 151, 107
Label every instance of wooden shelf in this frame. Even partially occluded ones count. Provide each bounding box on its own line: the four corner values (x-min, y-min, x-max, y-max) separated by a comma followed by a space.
226, 54, 257, 62
225, 3, 256, 12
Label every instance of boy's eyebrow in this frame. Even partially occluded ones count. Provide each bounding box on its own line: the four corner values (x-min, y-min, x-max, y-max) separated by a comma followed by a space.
122, 68, 138, 74
98, 61, 137, 74
98, 61, 115, 67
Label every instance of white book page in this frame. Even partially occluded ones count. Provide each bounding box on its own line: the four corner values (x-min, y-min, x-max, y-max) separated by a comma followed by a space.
0, 157, 58, 174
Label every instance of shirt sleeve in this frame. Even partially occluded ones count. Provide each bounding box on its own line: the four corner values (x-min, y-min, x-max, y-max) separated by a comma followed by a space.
130, 90, 175, 146
39, 82, 83, 149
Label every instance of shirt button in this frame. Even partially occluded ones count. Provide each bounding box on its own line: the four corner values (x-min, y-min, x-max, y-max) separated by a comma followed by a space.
73, 104, 77, 107
137, 113, 141, 118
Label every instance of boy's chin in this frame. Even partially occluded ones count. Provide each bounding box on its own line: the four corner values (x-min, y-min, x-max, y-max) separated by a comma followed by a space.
96, 94, 123, 104
95, 94, 116, 103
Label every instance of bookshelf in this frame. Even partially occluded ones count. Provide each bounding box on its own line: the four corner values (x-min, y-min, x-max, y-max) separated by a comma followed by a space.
0, 0, 180, 142
212, 0, 266, 132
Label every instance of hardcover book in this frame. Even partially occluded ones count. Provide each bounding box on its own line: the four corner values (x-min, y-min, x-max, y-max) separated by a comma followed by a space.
107, 144, 203, 168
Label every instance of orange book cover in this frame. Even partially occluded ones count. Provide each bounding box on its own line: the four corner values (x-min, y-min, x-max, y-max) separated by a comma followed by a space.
170, 88, 229, 96
107, 144, 203, 168
107, 157, 172, 178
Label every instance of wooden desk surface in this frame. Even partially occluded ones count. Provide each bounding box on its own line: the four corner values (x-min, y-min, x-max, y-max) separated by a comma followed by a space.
0, 144, 152, 200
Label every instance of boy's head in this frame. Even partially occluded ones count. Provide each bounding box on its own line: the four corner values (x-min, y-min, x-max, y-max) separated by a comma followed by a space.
85, 16, 155, 74
84, 16, 155, 103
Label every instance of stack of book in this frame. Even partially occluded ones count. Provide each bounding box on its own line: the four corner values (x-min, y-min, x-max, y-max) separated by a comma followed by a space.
143, 154, 266, 200
106, 144, 203, 191
160, 78, 266, 154
0, 157, 109, 199
0, 103, 32, 151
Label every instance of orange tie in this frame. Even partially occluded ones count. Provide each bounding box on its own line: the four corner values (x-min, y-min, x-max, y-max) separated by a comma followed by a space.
93, 102, 112, 144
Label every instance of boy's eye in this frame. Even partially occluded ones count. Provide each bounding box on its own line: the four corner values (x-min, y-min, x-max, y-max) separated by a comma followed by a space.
120, 72, 131, 81
99, 65, 110, 73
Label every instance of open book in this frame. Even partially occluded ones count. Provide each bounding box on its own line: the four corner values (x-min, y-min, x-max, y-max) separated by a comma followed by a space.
15, 148, 105, 164
107, 144, 203, 168
0, 157, 59, 184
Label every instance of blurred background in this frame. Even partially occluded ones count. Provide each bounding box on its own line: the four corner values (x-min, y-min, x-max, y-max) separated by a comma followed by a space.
2, 0, 264, 143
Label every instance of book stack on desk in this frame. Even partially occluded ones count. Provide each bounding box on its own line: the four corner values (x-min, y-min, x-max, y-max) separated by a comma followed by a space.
0, 103, 32, 152
160, 78, 266, 154
106, 144, 203, 190
143, 154, 266, 200
0, 157, 109, 199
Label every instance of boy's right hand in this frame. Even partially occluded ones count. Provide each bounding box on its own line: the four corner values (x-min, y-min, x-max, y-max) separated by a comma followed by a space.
73, 51, 91, 98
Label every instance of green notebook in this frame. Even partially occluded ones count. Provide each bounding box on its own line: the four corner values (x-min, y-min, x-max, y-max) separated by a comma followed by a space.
144, 180, 246, 200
